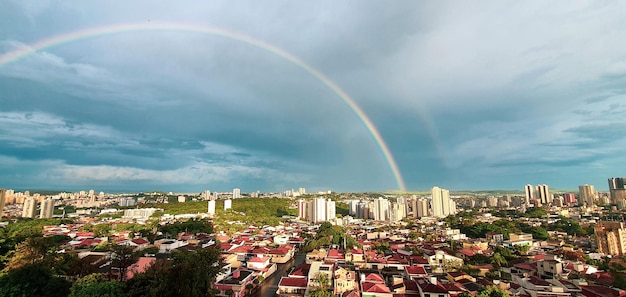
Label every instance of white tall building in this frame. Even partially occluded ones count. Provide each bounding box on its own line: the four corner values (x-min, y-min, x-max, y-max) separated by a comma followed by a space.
431, 186, 453, 218
305, 197, 336, 223
207, 200, 216, 215
297, 199, 307, 219
389, 202, 406, 222
372, 197, 390, 221
224, 199, 232, 210
232, 188, 241, 199
40, 198, 54, 219
298, 188, 306, 195
313, 197, 327, 223
431, 187, 444, 218
203, 190, 212, 200
326, 200, 336, 221
22, 196, 37, 218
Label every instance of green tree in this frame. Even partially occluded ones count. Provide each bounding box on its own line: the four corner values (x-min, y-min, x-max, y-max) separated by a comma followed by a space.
491, 253, 508, 268
69, 273, 127, 297
111, 245, 139, 282
0, 263, 71, 297
315, 273, 331, 290
477, 286, 510, 297
126, 246, 224, 297
94, 224, 112, 237
309, 289, 334, 297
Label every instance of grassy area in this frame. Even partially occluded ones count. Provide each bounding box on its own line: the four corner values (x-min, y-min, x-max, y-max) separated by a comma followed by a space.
145, 197, 297, 233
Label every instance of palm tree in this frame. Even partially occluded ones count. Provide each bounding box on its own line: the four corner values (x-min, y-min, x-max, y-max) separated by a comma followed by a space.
491, 253, 508, 268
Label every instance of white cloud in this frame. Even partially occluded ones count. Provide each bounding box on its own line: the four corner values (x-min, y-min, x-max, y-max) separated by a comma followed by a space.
48, 161, 307, 185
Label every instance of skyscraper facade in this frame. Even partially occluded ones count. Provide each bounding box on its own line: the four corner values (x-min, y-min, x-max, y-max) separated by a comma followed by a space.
524, 184, 534, 205
40, 198, 54, 218
297, 199, 307, 219
430, 186, 453, 218
207, 200, 216, 215
22, 197, 37, 218
372, 197, 390, 221
431, 187, 444, 218
596, 221, 626, 256
305, 197, 335, 223
232, 188, 241, 199
536, 184, 550, 205
578, 184, 596, 206
609, 178, 626, 204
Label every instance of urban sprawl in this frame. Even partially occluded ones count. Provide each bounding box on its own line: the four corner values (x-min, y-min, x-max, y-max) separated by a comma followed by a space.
1, 179, 626, 297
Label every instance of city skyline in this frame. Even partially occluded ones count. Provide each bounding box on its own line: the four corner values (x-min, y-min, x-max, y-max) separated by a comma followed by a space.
2, 2, 626, 192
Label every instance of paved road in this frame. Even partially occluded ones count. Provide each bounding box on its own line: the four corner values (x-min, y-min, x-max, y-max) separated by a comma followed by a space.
255, 252, 306, 297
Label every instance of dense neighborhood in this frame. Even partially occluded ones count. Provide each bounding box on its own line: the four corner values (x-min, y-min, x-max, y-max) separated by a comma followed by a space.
1, 188, 626, 297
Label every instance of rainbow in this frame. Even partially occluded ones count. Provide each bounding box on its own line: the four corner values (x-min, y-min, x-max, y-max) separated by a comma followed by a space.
0, 22, 408, 191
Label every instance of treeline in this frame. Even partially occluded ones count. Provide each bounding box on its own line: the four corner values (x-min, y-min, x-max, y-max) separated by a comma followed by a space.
447, 208, 594, 241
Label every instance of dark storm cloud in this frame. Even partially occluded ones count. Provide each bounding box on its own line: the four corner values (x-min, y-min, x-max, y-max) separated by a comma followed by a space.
1, 0, 626, 191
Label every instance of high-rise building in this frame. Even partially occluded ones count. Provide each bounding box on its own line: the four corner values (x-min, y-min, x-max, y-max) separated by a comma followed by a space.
22, 196, 37, 218
207, 200, 216, 215
563, 193, 577, 205
298, 188, 306, 195
488, 196, 498, 208
524, 184, 534, 205
232, 188, 241, 199
430, 187, 452, 218
417, 198, 429, 217
348, 200, 359, 216
431, 187, 444, 218
306, 197, 335, 223
578, 184, 596, 206
596, 221, 626, 256
0, 189, 6, 218
224, 199, 232, 210
40, 198, 54, 218
372, 197, 389, 221
609, 178, 626, 204
326, 200, 336, 221
408, 198, 418, 218
203, 190, 212, 200
536, 184, 550, 205
389, 202, 406, 222
314, 197, 327, 223
297, 199, 307, 219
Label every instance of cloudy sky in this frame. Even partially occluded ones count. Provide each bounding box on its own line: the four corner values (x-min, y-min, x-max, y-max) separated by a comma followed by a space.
1, 1, 625, 193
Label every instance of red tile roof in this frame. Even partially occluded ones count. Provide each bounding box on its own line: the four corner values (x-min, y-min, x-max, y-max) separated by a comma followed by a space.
230, 245, 254, 253
289, 263, 311, 277
126, 257, 156, 280
248, 256, 270, 263
405, 266, 427, 275
132, 238, 149, 245
362, 282, 391, 293
364, 273, 385, 283
278, 277, 308, 288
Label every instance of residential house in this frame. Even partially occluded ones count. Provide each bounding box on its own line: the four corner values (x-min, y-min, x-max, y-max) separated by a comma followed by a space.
334, 266, 358, 295
414, 277, 449, 297
360, 273, 392, 297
